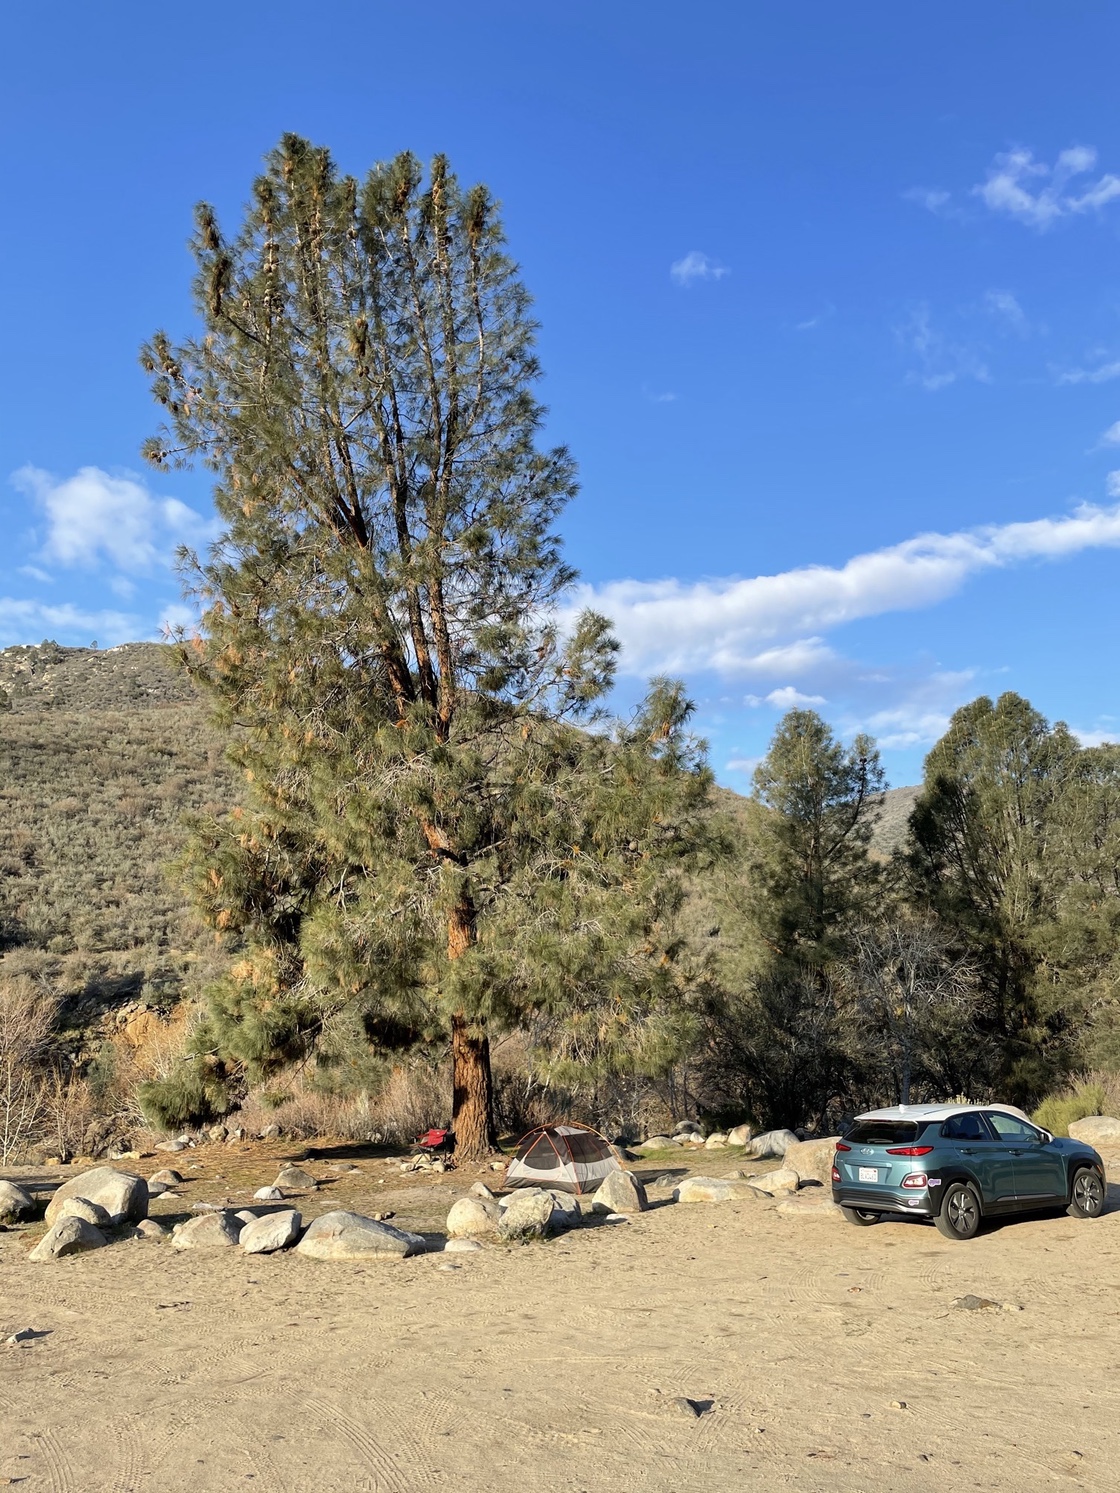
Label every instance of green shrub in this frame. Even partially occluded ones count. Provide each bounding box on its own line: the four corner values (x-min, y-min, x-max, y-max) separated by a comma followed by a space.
1032, 1082, 1108, 1137
137, 1062, 232, 1131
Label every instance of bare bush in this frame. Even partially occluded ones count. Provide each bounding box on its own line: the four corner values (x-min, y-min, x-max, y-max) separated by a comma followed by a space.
0, 975, 60, 1162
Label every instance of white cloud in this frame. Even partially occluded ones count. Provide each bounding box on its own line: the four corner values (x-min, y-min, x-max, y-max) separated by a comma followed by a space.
898, 305, 989, 391
974, 145, 1120, 229
10, 465, 213, 573
0, 596, 141, 649
725, 756, 762, 777
1056, 359, 1120, 386
1100, 421, 1120, 446
642, 386, 677, 403
570, 494, 1120, 680
18, 565, 52, 583
984, 289, 1028, 334
670, 251, 729, 287
1106, 472, 1120, 498
1073, 727, 1120, 748
745, 686, 827, 709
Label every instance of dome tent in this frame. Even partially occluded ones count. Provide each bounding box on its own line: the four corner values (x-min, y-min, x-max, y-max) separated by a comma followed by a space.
505, 1123, 622, 1195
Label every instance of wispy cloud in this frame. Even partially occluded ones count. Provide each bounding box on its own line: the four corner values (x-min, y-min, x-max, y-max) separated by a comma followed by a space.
984, 289, 1028, 335
670, 251, 729, 287
642, 385, 678, 403
1056, 359, 1120, 386
11, 465, 214, 573
898, 305, 990, 392
973, 145, 1120, 229
1101, 421, 1120, 446
795, 303, 835, 332
569, 492, 1120, 680
903, 187, 953, 216
0, 596, 141, 649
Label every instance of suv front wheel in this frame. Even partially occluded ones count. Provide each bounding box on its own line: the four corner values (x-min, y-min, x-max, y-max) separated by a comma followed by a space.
1067, 1166, 1105, 1219
934, 1181, 982, 1241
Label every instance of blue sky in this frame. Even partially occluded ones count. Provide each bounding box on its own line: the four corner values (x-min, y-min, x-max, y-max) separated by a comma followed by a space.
3, 2, 1120, 788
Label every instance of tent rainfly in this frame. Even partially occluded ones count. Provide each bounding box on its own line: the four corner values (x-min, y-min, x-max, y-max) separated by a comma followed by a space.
504, 1124, 622, 1195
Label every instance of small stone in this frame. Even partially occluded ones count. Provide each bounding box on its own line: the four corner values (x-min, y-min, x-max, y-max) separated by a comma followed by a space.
240, 1209, 302, 1254
468, 1181, 496, 1202
890, 1401, 908, 1411
234, 1209, 257, 1226
259, 1124, 281, 1140
437, 1261, 460, 1271
155, 1140, 187, 1153
52, 1197, 111, 1228
444, 1237, 482, 1253
674, 1121, 703, 1137
776, 1195, 841, 1220
149, 1169, 183, 1186
225, 1128, 245, 1144
254, 1186, 284, 1201
28, 1217, 107, 1262
591, 1170, 648, 1215
0, 1181, 35, 1224
489, 1160, 506, 1171
704, 1133, 729, 1149
634, 1135, 678, 1153
727, 1123, 753, 1147
953, 1295, 1002, 1312
171, 1212, 242, 1250
132, 1218, 167, 1239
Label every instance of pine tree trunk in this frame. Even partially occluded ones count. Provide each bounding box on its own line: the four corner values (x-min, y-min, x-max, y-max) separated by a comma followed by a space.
447, 899, 497, 1161
451, 1014, 496, 1161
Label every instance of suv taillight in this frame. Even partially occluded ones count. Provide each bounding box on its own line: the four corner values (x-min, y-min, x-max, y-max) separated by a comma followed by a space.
901, 1172, 929, 1189
830, 1164, 841, 1183
835, 1142, 851, 1152
886, 1145, 934, 1156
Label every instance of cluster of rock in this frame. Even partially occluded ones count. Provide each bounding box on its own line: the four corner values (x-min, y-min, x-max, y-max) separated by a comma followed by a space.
154, 1122, 281, 1154
633, 1120, 803, 1158
444, 1170, 648, 1245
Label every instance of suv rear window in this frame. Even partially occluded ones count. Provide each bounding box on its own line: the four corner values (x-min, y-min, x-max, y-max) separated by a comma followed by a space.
844, 1120, 921, 1145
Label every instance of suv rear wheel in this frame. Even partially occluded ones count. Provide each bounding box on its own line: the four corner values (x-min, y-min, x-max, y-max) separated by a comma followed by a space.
1067, 1166, 1105, 1219
934, 1181, 981, 1241
840, 1206, 880, 1226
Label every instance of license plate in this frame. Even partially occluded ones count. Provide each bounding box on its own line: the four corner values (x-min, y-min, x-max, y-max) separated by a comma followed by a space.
858, 1166, 879, 1182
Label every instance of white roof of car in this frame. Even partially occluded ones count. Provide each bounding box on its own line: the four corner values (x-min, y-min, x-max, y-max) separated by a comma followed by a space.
855, 1102, 1032, 1123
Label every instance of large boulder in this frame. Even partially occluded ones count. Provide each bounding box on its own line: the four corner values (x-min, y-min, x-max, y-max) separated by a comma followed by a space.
497, 1189, 556, 1241
240, 1210, 302, 1254
704, 1133, 729, 1149
783, 1137, 841, 1186
1068, 1115, 1120, 1145
0, 1181, 34, 1223
547, 1191, 582, 1230
446, 1197, 500, 1239
45, 1167, 148, 1227
592, 1171, 648, 1215
674, 1176, 766, 1204
674, 1121, 703, 1137
274, 1166, 317, 1190
634, 1135, 678, 1153
52, 1197, 112, 1228
748, 1128, 798, 1160
149, 1169, 182, 1187
171, 1212, 243, 1249
29, 1216, 107, 1261
727, 1123, 753, 1147
749, 1167, 800, 1195
295, 1210, 425, 1260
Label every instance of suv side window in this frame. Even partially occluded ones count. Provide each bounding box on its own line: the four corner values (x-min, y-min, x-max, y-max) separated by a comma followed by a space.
985, 1112, 1042, 1144
941, 1112, 993, 1142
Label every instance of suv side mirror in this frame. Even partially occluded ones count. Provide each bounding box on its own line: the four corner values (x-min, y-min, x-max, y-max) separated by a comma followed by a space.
1038, 1129, 1053, 1145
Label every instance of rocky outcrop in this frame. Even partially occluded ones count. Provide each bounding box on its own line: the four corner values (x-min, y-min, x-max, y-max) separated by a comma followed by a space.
29, 1217, 107, 1261
295, 1211, 426, 1260
591, 1171, 648, 1215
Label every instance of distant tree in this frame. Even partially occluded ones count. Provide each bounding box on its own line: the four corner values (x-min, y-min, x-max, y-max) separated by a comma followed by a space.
142, 136, 715, 1157
748, 710, 885, 967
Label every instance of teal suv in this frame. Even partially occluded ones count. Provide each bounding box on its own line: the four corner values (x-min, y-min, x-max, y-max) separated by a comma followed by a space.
831, 1103, 1107, 1241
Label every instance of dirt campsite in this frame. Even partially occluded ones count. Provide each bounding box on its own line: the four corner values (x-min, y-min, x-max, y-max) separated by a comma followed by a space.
2, 1133, 1118, 1493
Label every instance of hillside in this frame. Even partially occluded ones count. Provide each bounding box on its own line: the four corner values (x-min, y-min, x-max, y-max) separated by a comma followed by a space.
0, 643, 237, 1027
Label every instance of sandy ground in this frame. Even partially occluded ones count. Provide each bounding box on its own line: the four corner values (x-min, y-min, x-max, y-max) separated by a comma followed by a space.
1, 1139, 1119, 1493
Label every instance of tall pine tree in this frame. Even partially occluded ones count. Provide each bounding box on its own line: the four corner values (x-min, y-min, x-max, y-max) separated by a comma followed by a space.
142, 136, 714, 1156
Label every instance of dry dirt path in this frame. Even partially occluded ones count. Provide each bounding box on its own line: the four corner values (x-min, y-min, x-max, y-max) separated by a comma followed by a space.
1, 1147, 1118, 1491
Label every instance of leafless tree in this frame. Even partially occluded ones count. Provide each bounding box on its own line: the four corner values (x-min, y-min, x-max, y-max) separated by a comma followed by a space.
0, 975, 60, 1163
